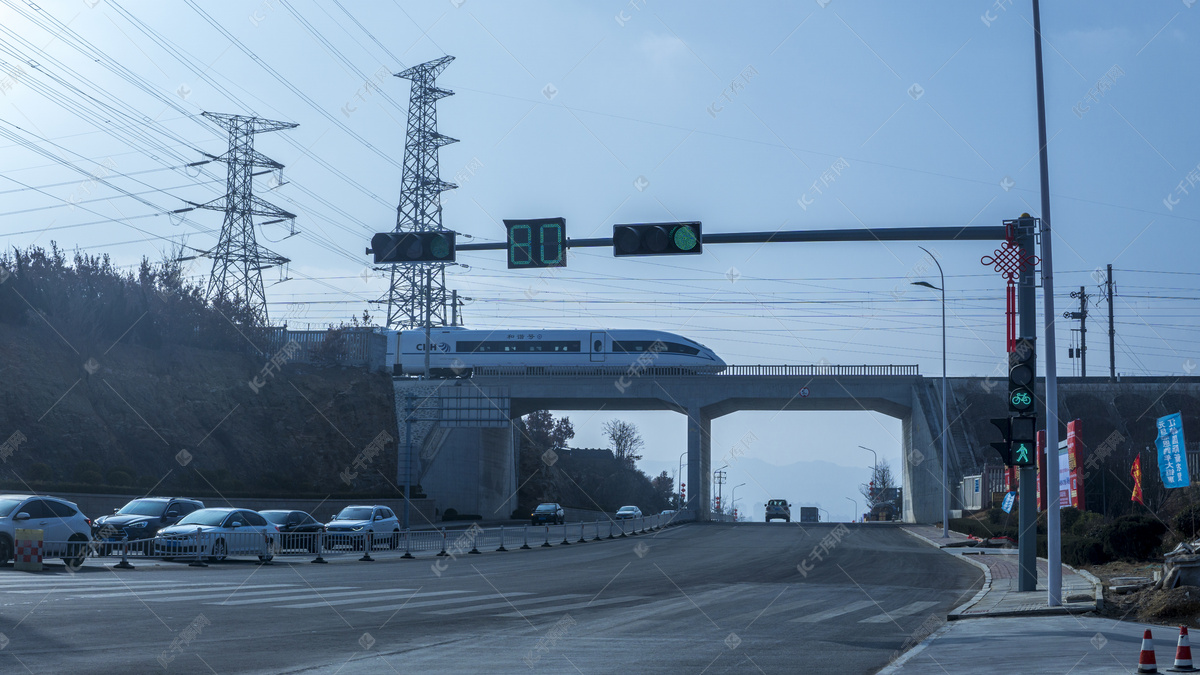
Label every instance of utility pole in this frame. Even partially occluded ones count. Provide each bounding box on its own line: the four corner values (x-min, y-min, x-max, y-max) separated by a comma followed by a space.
1106, 264, 1115, 379
1066, 286, 1089, 376
379, 56, 459, 331
193, 112, 297, 323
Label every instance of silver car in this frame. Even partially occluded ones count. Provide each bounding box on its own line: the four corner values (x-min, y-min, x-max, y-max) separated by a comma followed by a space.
0, 494, 92, 567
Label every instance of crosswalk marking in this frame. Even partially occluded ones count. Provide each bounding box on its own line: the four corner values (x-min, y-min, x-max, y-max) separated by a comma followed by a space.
3, 581, 233, 593
496, 596, 643, 618
425, 594, 588, 616
146, 587, 358, 603
789, 600, 876, 623
215, 588, 427, 607
858, 600, 940, 623
75, 584, 306, 599
348, 592, 534, 613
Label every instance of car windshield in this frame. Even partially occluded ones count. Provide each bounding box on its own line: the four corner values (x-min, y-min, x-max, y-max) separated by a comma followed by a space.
534, 505, 557, 512
618, 507, 636, 513
0, 498, 24, 518
118, 499, 168, 517
335, 507, 373, 521
768, 500, 786, 506
177, 510, 231, 527
260, 511, 290, 524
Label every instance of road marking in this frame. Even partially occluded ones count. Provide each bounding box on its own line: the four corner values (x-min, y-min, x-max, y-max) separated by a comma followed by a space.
425, 594, 588, 615
349, 592, 535, 613
789, 600, 876, 623
496, 596, 644, 618
144, 587, 360, 602
72, 584, 308, 599
214, 588, 429, 607
3, 581, 240, 594
859, 600, 940, 623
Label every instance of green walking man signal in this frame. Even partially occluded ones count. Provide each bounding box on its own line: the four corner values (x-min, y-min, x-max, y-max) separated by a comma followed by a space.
989, 415, 1038, 467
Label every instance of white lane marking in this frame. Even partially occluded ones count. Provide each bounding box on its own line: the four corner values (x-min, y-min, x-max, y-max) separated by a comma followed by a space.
214, 588, 429, 607
144, 587, 359, 602
789, 600, 876, 623
2, 581, 234, 592
859, 600, 940, 623
496, 596, 644, 618
74, 584, 306, 599
425, 594, 588, 616
348, 592, 535, 613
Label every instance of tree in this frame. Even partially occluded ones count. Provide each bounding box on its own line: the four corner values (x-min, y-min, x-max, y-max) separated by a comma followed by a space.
523, 410, 575, 455
859, 460, 897, 516
651, 471, 674, 503
603, 420, 644, 469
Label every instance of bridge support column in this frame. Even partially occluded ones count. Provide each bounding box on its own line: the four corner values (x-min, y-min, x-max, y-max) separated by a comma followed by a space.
686, 404, 711, 520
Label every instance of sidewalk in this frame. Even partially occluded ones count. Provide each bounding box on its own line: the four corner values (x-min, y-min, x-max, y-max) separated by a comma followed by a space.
902, 524, 1103, 618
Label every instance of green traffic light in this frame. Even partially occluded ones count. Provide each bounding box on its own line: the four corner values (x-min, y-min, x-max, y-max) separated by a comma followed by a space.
1014, 443, 1032, 464
430, 236, 451, 259
673, 225, 699, 251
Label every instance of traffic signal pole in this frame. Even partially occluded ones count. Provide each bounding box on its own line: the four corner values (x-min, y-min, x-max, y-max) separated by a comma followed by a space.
1016, 219, 1038, 593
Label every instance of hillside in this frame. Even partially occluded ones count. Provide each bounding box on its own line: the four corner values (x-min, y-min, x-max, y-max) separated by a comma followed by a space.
0, 323, 398, 497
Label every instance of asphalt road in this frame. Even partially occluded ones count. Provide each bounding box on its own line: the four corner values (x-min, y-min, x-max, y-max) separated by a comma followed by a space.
0, 523, 981, 674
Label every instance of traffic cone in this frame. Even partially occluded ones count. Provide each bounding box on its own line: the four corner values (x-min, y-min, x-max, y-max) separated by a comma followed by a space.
1169, 626, 1197, 672
1139, 629, 1158, 673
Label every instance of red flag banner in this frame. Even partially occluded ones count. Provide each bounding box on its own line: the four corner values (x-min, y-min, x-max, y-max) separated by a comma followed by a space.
1131, 454, 1145, 505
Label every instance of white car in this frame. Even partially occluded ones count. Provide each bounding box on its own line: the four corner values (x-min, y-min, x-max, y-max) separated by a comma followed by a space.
0, 494, 92, 567
614, 505, 643, 520
323, 505, 401, 549
154, 508, 278, 562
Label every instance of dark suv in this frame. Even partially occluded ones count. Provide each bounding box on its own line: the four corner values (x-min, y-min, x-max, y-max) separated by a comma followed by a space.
93, 497, 204, 552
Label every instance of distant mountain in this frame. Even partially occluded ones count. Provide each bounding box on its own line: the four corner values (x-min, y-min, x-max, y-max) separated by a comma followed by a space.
638, 457, 873, 523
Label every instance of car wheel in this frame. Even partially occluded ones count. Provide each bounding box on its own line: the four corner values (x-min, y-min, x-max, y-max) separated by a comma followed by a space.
208, 538, 227, 563
389, 530, 400, 549
63, 534, 89, 569
785, 517, 791, 522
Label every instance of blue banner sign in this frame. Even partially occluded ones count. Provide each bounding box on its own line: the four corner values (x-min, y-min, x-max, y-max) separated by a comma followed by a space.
1156, 412, 1190, 489
1001, 491, 1016, 514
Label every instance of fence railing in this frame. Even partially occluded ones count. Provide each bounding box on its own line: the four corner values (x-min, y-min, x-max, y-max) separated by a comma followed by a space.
472, 364, 919, 378
59, 512, 698, 568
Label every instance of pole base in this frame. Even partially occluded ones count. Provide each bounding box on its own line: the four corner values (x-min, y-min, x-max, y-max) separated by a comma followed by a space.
541, 542, 552, 548
310, 556, 328, 564
496, 545, 508, 552
468, 547, 481, 554
359, 553, 375, 562
113, 561, 134, 570
188, 561, 207, 568
520, 544, 531, 550
401, 552, 415, 559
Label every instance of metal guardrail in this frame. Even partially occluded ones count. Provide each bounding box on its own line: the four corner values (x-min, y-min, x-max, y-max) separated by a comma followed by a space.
471, 364, 918, 377
40, 512, 698, 569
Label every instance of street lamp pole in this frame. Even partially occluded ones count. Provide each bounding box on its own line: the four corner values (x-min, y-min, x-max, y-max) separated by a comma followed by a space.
913, 246, 950, 539
714, 464, 729, 513
731, 483, 745, 520
818, 507, 830, 523
859, 445, 879, 519
845, 496, 859, 523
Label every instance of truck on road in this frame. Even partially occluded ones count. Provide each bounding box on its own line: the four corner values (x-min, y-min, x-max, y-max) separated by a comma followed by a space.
799, 507, 819, 523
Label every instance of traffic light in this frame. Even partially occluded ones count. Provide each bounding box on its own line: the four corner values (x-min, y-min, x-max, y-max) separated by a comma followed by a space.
1008, 338, 1036, 413
368, 231, 456, 263
1010, 415, 1037, 467
613, 221, 702, 257
989, 417, 1012, 465
505, 218, 565, 269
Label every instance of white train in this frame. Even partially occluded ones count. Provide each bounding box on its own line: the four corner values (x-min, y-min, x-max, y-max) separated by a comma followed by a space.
384, 328, 726, 377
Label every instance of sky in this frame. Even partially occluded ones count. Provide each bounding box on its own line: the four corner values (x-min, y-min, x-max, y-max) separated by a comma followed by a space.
1, 1, 1198, 521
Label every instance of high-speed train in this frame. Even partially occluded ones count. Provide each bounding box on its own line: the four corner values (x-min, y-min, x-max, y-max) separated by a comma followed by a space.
384, 328, 726, 377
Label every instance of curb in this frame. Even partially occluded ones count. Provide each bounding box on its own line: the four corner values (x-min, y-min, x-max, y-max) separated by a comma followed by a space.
1065, 563, 1105, 612
876, 623, 955, 675
900, 527, 992, 618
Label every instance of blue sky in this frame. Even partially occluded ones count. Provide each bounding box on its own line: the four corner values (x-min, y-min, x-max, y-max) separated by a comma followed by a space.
2, 1, 1198, 520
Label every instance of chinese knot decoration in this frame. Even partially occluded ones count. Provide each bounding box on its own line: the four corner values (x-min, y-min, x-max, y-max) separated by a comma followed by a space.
981, 220, 1040, 352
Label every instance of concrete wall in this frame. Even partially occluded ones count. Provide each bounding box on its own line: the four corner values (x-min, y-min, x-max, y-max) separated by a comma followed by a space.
51, 493, 436, 527
417, 426, 516, 518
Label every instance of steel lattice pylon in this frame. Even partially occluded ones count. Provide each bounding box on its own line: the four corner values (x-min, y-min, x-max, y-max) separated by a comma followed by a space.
194, 112, 297, 323
381, 56, 459, 329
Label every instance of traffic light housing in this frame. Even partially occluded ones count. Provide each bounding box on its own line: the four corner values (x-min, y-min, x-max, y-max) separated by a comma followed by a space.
505, 218, 566, 268
369, 231, 456, 263
989, 417, 1012, 465
1008, 338, 1036, 413
1010, 415, 1037, 467
613, 222, 702, 257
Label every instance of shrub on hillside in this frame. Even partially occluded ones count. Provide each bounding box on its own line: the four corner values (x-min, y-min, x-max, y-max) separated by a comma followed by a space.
1101, 515, 1167, 561
1174, 503, 1200, 541
1063, 535, 1109, 566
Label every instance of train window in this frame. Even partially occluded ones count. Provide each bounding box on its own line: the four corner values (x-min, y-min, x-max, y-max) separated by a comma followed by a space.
613, 340, 699, 356
457, 340, 581, 353
593, 340, 602, 352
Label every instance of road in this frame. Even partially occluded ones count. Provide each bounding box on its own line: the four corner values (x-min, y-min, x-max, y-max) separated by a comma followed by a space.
0, 523, 981, 674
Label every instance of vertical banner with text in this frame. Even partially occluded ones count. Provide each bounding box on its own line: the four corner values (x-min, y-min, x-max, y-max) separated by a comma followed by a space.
1156, 412, 1190, 489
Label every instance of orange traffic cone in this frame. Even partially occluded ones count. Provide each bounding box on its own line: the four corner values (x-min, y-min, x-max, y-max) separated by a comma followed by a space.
1140, 629, 1159, 673
1169, 625, 1197, 672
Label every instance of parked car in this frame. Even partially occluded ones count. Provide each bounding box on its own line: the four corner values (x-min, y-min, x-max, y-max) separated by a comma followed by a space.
323, 505, 400, 550
765, 499, 792, 522
0, 494, 92, 567
660, 509, 677, 517
530, 503, 564, 525
154, 508, 278, 562
614, 505, 642, 520
93, 497, 204, 553
259, 510, 323, 552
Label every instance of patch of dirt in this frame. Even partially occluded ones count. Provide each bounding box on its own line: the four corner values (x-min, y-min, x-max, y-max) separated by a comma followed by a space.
1088, 560, 1200, 627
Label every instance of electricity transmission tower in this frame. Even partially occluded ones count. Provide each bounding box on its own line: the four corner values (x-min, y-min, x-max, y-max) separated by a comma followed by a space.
193, 112, 297, 323
380, 56, 459, 329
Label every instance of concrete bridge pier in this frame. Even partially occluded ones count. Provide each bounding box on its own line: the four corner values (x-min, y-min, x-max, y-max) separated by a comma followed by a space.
686, 404, 711, 520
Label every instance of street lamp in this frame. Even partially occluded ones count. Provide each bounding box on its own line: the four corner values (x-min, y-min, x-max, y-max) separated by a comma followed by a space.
912, 245, 949, 539
730, 483, 745, 520
818, 507, 830, 523
845, 496, 859, 523
678, 450, 687, 508
714, 464, 729, 513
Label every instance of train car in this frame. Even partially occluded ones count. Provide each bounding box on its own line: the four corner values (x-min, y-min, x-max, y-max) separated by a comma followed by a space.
384, 327, 725, 377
